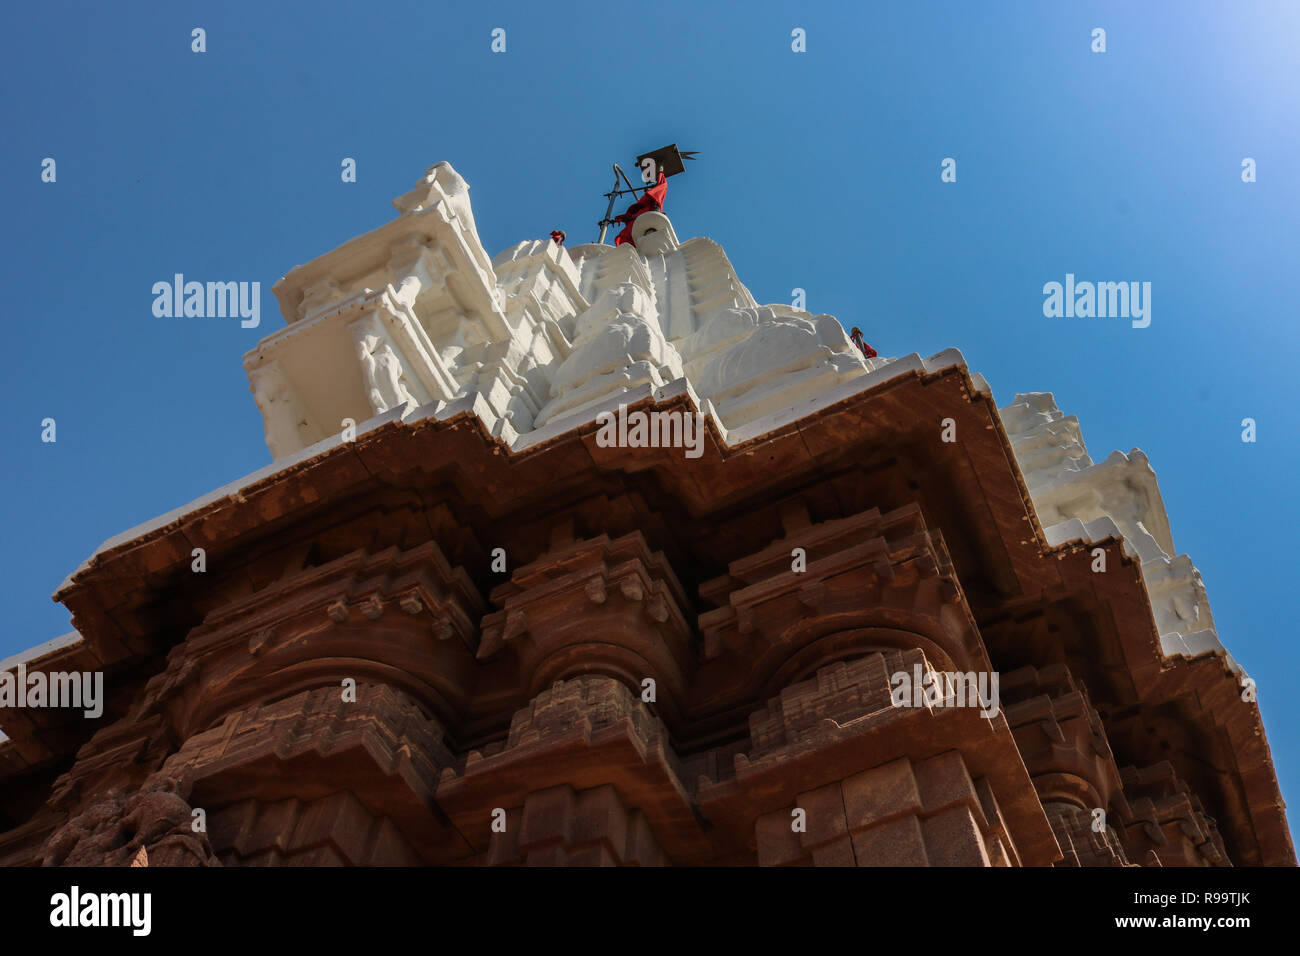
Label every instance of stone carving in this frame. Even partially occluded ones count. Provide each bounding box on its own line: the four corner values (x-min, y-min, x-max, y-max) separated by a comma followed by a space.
693, 308, 865, 426
388, 242, 440, 312
248, 362, 310, 460
137, 652, 201, 719
299, 276, 344, 321
392, 161, 480, 242
352, 317, 419, 415
42, 776, 220, 867
1001, 392, 1231, 670
247, 162, 884, 457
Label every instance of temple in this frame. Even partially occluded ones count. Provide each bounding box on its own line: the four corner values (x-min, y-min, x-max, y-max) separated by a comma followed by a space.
0, 162, 1292, 866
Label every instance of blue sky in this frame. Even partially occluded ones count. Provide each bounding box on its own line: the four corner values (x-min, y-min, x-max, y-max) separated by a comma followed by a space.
2, 1, 1297, 846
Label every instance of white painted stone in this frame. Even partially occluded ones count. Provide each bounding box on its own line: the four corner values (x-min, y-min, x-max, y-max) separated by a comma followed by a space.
247, 164, 876, 458
1000, 392, 1234, 675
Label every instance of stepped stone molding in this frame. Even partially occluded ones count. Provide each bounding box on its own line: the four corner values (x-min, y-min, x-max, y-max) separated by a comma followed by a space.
163, 682, 464, 865
211, 790, 423, 866
140, 540, 485, 737
1000, 392, 1233, 672
754, 750, 1019, 867
484, 783, 669, 867
1112, 762, 1231, 867
1002, 664, 1134, 867
698, 503, 986, 685
1045, 803, 1134, 868
436, 676, 704, 864
479, 532, 695, 723
693, 650, 1059, 866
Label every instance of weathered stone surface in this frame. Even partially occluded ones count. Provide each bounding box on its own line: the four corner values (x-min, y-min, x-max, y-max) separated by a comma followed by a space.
41, 777, 219, 867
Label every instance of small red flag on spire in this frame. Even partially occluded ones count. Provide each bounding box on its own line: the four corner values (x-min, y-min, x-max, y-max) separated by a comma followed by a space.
849, 326, 877, 359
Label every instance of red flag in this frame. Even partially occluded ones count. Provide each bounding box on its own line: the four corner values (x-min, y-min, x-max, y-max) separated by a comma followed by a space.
614, 172, 668, 247
849, 327, 878, 359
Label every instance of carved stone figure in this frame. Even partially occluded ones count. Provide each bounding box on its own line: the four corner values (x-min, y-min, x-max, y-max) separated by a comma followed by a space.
42, 777, 220, 867
249, 363, 308, 460
392, 161, 479, 241
353, 320, 418, 414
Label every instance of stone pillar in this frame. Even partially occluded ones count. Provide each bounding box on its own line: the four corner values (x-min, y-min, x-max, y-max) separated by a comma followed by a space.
484, 784, 667, 867
754, 752, 1015, 867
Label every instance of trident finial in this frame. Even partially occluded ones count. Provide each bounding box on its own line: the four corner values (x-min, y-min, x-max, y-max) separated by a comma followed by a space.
596, 144, 698, 245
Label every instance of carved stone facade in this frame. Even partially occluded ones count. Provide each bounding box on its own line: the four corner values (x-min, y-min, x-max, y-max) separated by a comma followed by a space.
0, 163, 1292, 866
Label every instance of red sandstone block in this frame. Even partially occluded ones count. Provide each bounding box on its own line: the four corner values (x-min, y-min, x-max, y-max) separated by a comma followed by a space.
796, 781, 848, 850
235, 796, 301, 857
572, 784, 630, 851
850, 814, 928, 866
914, 751, 981, 818
288, 790, 372, 863
519, 785, 578, 850
809, 836, 857, 867
842, 757, 922, 830
984, 835, 1013, 867
560, 843, 619, 867
233, 847, 285, 866
289, 843, 349, 866
366, 817, 423, 866
624, 811, 666, 866
755, 807, 805, 867
523, 843, 569, 866
207, 798, 257, 855
921, 806, 992, 866
973, 777, 1013, 855
485, 808, 522, 866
